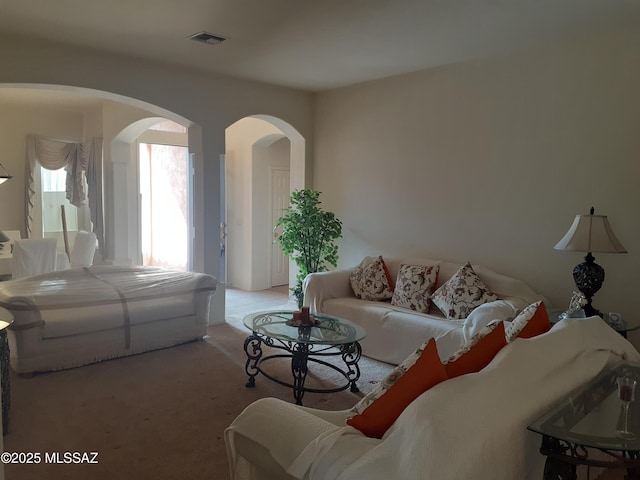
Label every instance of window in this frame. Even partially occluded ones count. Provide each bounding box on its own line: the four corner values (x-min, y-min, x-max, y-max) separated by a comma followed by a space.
138, 121, 191, 271
41, 166, 90, 248
148, 120, 187, 133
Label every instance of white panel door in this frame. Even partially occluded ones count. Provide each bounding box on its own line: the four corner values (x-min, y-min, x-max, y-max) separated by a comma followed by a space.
271, 168, 290, 287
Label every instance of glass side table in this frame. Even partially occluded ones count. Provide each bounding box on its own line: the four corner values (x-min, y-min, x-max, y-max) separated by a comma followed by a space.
528, 361, 640, 479
0, 306, 14, 435
548, 309, 639, 339
606, 318, 640, 339
243, 310, 366, 405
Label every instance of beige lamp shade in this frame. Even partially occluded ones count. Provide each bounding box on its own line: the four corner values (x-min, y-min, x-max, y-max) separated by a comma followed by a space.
554, 214, 627, 254
0, 161, 12, 184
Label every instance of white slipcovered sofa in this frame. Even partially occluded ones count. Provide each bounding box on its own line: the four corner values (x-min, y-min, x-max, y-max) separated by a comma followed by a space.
225, 317, 640, 480
0, 265, 217, 374
303, 256, 546, 364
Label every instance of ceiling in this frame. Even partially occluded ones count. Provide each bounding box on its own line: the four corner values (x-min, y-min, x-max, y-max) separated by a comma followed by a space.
0, 0, 638, 93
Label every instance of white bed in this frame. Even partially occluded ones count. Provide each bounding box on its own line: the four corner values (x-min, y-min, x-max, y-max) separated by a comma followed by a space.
0, 265, 218, 374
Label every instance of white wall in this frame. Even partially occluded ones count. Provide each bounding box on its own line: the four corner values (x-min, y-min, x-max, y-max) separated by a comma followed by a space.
0, 32, 314, 279
313, 25, 640, 333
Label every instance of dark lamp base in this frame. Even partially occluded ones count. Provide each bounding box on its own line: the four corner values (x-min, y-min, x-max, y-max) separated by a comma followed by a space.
582, 303, 603, 319
573, 252, 605, 319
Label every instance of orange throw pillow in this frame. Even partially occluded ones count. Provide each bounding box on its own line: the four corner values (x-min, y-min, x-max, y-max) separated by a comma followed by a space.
346, 338, 447, 439
517, 301, 551, 339
444, 321, 507, 379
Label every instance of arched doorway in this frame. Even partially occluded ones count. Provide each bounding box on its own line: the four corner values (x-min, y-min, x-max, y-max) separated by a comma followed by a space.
224, 115, 305, 295
111, 116, 195, 268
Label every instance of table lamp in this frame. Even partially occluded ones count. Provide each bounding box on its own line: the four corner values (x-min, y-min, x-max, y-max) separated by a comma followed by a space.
0, 162, 12, 185
554, 207, 627, 318
0, 231, 9, 251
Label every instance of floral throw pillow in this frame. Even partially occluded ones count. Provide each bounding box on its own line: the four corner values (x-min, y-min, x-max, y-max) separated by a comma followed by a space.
431, 262, 498, 319
350, 256, 394, 301
391, 264, 440, 313
351, 340, 429, 415
505, 301, 551, 342
443, 321, 501, 365
443, 321, 506, 379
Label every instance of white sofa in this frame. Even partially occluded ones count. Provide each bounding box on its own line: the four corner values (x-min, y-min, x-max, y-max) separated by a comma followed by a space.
225, 318, 640, 480
0, 265, 217, 374
303, 256, 546, 364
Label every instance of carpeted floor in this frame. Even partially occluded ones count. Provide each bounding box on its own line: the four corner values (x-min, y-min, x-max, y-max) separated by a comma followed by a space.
3, 287, 393, 480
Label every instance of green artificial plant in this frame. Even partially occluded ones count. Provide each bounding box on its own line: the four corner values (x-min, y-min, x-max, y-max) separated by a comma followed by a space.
275, 189, 343, 308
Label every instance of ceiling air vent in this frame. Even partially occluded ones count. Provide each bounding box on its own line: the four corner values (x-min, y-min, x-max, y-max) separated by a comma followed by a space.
188, 31, 227, 45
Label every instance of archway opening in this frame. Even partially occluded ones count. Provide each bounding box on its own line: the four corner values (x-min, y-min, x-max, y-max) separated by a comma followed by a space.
224, 115, 305, 295
0, 84, 203, 271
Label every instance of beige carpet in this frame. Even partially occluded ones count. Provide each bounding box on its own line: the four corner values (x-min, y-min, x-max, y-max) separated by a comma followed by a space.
3, 287, 393, 480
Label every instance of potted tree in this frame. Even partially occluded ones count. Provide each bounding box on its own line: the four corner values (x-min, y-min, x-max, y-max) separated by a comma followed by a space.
274, 189, 343, 308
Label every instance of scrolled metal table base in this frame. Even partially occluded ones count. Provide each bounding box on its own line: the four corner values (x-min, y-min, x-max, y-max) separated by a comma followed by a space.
243, 332, 362, 405
244, 333, 264, 388
1, 330, 10, 435
541, 435, 640, 480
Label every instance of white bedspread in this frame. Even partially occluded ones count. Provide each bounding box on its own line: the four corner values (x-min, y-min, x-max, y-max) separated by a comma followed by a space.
0, 265, 217, 340
225, 317, 640, 480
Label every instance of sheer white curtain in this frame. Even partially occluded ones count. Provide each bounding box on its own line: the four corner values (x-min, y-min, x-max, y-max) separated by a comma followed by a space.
25, 135, 104, 255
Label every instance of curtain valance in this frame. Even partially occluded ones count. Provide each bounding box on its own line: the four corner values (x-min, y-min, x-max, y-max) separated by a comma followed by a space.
25, 135, 104, 255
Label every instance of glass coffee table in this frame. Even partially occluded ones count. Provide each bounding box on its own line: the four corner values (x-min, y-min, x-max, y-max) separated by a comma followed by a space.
528, 361, 640, 479
243, 310, 366, 405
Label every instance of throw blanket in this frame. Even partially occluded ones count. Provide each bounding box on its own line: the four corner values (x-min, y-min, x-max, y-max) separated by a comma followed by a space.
225, 317, 640, 480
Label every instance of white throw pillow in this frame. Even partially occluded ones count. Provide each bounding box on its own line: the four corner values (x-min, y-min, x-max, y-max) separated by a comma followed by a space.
462, 297, 527, 342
